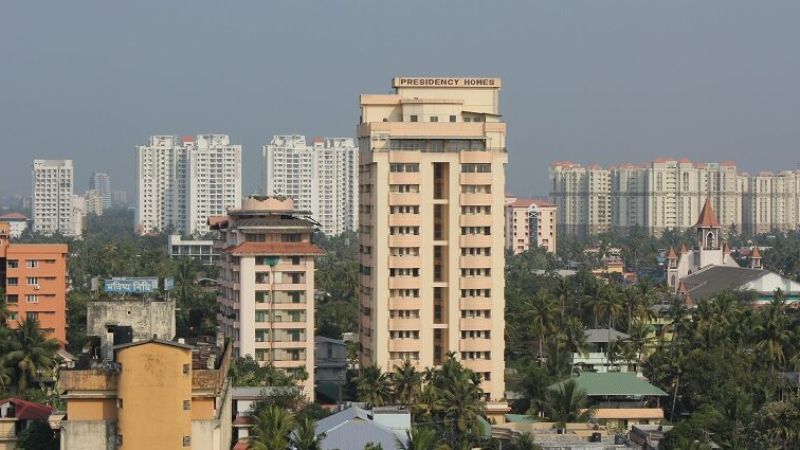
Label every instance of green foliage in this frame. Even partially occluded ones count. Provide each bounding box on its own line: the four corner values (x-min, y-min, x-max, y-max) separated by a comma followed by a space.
508, 433, 542, 450
14, 420, 59, 450
2, 318, 60, 396
545, 379, 594, 425
364, 443, 384, 450
313, 232, 358, 339
229, 356, 298, 387
397, 426, 449, 450
250, 405, 295, 450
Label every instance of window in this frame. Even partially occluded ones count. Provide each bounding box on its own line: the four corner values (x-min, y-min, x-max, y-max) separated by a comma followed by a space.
26, 312, 38, 321
6, 278, 17, 286
291, 256, 301, 265
461, 164, 491, 173
183, 400, 191, 411
430, 116, 438, 122
410, 115, 418, 122
183, 436, 191, 447
26, 260, 38, 268
117, 398, 123, 409
26, 295, 38, 304
7, 295, 17, 304
7, 260, 18, 269
450, 115, 457, 122
183, 364, 190, 375
117, 435, 123, 446
27, 277, 38, 286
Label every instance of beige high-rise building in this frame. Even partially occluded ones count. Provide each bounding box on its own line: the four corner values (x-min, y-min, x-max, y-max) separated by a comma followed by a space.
552, 159, 745, 237
211, 196, 322, 399
742, 171, 800, 235
357, 77, 507, 406
505, 197, 557, 254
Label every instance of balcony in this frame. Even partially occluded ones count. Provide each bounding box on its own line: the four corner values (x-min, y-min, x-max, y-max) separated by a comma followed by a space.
388, 318, 421, 330
460, 277, 492, 290
388, 340, 421, 352
389, 193, 420, 206
460, 317, 492, 330
388, 235, 420, 248
459, 298, 493, 310
459, 215, 492, 227
388, 298, 421, 310
459, 339, 492, 352
389, 173, 421, 185
388, 277, 420, 290
459, 173, 493, 185
388, 215, 421, 227
460, 255, 492, 268
388, 256, 421, 269
460, 359, 492, 373
460, 235, 492, 247
459, 193, 492, 206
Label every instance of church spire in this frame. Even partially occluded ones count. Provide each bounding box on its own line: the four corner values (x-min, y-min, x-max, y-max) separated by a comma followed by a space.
694, 198, 721, 229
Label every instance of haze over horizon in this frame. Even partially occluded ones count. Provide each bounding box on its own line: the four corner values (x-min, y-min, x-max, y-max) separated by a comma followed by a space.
2, 1, 799, 201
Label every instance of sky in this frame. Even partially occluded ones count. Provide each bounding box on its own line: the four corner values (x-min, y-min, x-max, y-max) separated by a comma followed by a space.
1, 1, 799, 201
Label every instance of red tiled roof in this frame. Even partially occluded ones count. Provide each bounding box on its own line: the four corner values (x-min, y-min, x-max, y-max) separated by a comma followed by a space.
0, 398, 53, 420
751, 246, 762, 258
233, 441, 250, 450
680, 243, 689, 254
207, 216, 228, 228
694, 199, 721, 228
666, 247, 677, 259
0, 212, 28, 220
181, 135, 194, 144
224, 242, 324, 256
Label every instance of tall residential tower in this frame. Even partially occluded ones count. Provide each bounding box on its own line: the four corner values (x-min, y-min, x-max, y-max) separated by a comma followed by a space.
136, 134, 242, 235
357, 77, 508, 405
262, 135, 358, 236
32, 159, 75, 236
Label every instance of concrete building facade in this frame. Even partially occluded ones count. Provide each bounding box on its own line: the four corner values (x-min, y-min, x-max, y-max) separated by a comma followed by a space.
32, 159, 75, 236
57, 340, 233, 450
0, 213, 28, 238
90, 172, 112, 209
262, 135, 358, 236
742, 170, 800, 234
0, 222, 69, 345
504, 197, 557, 254
168, 235, 220, 266
86, 297, 176, 360
136, 134, 242, 235
212, 196, 322, 398
357, 77, 507, 403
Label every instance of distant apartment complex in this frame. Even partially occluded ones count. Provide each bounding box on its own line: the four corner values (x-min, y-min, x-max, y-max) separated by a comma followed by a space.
504, 197, 557, 254
32, 159, 76, 236
136, 134, 242, 235
168, 234, 220, 266
0, 213, 28, 238
0, 222, 69, 345
550, 159, 800, 237
212, 196, 322, 399
262, 135, 358, 236
90, 172, 112, 209
357, 77, 508, 406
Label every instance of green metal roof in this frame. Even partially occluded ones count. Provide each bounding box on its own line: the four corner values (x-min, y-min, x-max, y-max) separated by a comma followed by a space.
550, 372, 668, 397
504, 414, 538, 423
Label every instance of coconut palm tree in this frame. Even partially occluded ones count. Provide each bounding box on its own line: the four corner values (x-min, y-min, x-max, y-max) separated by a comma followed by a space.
439, 376, 484, 436
250, 405, 295, 450
546, 379, 595, 425
524, 291, 560, 363
509, 433, 542, 450
291, 416, 324, 450
752, 293, 794, 371
5, 318, 59, 394
397, 426, 449, 450
355, 364, 392, 408
392, 359, 422, 408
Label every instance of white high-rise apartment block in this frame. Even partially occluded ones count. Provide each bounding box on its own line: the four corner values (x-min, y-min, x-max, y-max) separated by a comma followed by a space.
742, 171, 800, 234
32, 159, 76, 236
262, 135, 358, 236
136, 134, 242, 235
89, 172, 112, 209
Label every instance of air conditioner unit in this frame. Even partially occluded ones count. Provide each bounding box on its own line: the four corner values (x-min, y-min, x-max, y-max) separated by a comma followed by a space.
33, 285, 40, 290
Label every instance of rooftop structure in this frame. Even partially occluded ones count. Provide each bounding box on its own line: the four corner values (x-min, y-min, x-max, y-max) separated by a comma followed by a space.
168, 234, 220, 266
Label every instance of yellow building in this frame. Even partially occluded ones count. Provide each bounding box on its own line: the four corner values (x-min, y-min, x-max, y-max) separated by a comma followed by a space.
357, 77, 507, 405
57, 340, 232, 450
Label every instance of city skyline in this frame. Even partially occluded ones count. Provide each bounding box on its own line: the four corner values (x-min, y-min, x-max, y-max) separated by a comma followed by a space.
3, 1, 800, 200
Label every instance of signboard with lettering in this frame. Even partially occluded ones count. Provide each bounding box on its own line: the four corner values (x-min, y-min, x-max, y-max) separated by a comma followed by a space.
103, 277, 159, 294
393, 77, 501, 88
163, 277, 175, 291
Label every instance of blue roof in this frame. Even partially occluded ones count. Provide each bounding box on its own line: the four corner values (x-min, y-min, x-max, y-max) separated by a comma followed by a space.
315, 407, 406, 450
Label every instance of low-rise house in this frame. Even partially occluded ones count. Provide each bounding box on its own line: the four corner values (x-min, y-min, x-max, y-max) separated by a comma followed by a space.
573, 329, 639, 374
314, 406, 411, 450
678, 265, 800, 305
0, 398, 53, 449
57, 339, 233, 450
550, 372, 667, 431
314, 336, 348, 403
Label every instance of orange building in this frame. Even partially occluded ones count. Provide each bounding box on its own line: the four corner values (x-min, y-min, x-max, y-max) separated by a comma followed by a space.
0, 222, 69, 345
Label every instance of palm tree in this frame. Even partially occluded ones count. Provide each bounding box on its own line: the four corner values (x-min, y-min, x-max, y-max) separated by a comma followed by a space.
5, 318, 60, 394
250, 405, 295, 450
509, 433, 542, 450
524, 291, 560, 363
392, 359, 422, 408
627, 320, 654, 363
752, 293, 794, 371
291, 416, 324, 450
439, 376, 484, 436
355, 365, 392, 408
546, 379, 595, 425
413, 382, 443, 418
397, 426, 449, 450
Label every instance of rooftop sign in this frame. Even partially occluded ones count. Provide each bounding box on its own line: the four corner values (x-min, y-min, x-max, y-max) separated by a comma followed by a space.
393, 77, 501, 88
103, 277, 175, 294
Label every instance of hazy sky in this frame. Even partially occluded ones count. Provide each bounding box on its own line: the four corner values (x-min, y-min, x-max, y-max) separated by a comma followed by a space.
2, 1, 799, 200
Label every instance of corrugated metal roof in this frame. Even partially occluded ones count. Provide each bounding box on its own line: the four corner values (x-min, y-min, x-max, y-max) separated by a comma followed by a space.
315, 407, 406, 450
584, 328, 630, 343
681, 266, 770, 301
550, 373, 667, 397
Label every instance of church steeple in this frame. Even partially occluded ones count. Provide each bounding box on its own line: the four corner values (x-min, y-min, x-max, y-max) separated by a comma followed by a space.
695, 199, 721, 250
750, 246, 763, 269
